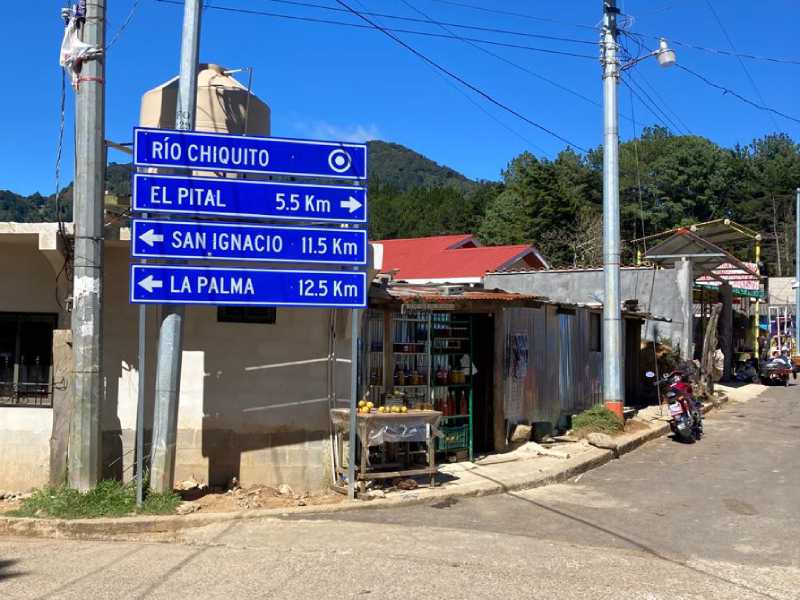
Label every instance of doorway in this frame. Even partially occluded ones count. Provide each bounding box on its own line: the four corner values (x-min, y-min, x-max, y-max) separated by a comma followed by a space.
469, 313, 495, 455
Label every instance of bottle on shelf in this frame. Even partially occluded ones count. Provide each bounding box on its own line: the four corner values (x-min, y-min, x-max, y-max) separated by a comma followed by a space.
459, 390, 468, 416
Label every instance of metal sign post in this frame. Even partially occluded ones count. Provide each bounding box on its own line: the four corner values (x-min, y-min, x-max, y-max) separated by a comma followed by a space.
347, 308, 360, 500
130, 125, 368, 497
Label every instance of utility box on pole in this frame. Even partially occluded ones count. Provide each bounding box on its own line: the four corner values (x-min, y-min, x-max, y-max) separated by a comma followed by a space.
68, 0, 106, 491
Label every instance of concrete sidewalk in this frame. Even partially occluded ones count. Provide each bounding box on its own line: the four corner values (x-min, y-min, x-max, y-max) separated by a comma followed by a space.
0, 387, 747, 541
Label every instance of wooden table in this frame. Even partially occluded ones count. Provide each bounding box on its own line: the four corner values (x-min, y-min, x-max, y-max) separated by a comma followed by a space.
330, 409, 442, 495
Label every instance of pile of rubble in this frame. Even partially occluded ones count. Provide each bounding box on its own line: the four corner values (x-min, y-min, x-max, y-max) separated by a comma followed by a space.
172, 476, 336, 514
0, 490, 31, 502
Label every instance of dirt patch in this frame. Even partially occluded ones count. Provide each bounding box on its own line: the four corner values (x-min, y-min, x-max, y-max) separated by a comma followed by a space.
572, 418, 649, 440
623, 420, 650, 435
185, 485, 344, 513
0, 499, 22, 514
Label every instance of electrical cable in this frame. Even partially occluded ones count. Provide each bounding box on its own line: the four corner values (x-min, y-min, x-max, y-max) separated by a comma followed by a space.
675, 64, 800, 126
430, 0, 600, 32
618, 27, 691, 134
624, 70, 688, 135
629, 69, 692, 135
54, 68, 73, 313
623, 29, 800, 66
619, 75, 673, 133
397, 0, 615, 122
356, 0, 550, 154
259, 0, 597, 45
331, 0, 587, 151
106, 0, 141, 49
154, 0, 597, 59
703, 0, 779, 131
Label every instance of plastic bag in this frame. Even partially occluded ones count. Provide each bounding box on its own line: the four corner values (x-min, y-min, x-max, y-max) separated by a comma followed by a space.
60, 16, 102, 86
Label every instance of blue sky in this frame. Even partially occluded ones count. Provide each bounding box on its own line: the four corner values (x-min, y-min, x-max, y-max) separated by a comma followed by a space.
4, 0, 799, 195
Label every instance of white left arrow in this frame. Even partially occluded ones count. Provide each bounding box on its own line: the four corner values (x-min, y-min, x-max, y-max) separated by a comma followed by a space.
138, 275, 163, 293
139, 229, 164, 247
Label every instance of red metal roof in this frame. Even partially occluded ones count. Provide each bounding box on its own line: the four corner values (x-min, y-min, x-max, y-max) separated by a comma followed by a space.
373, 234, 545, 282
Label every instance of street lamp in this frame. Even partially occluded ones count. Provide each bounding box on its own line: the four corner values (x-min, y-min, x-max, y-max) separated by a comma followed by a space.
601, 1, 676, 419
656, 38, 677, 68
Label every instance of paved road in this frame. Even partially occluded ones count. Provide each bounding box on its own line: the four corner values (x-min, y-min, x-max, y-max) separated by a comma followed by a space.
2, 385, 798, 599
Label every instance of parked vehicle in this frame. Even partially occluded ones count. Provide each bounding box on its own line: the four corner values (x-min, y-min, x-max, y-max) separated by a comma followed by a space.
646, 370, 703, 443
760, 358, 791, 386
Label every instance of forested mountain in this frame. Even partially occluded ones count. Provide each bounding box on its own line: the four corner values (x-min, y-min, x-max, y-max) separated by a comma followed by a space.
3, 130, 799, 274
367, 140, 474, 192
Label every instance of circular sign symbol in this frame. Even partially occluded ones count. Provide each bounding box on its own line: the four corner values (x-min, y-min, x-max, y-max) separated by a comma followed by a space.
328, 149, 353, 174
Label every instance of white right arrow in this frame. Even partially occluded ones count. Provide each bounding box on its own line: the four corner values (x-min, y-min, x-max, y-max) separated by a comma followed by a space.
139, 229, 164, 247
340, 196, 362, 214
138, 275, 163, 293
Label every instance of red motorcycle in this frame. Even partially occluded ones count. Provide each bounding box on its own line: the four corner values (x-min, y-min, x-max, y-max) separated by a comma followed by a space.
647, 370, 703, 443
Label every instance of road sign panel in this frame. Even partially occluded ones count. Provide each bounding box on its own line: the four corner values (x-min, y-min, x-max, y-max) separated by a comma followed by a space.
130, 264, 367, 308
133, 127, 368, 179
132, 173, 367, 224
131, 219, 368, 266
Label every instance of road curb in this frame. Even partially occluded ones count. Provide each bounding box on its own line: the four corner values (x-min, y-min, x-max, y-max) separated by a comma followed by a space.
0, 394, 729, 541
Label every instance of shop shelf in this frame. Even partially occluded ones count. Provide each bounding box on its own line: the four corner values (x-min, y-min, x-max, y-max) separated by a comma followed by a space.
437, 425, 469, 451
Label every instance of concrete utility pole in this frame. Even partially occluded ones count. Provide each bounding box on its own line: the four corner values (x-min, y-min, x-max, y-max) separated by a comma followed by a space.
150, 0, 202, 493
601, 0, 624, 418
69, 0, 106, 491
796, 188, 800, 352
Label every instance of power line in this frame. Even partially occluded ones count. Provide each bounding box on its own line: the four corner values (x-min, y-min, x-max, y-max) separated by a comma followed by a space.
703, 0, 779, 131
260, 0, 596, 45
361, 0, 550, 154
617, 34, 690, 134
626, 70, 690, 135
154, 0, 597, 59
398, 0, 610, 119
622, 72, 683, 134
430, 0, 600, 32
106, 0, 141, 49
332, 0, 586, 151
675, 64, 800, 126
620, 76, 671, 132
623, 29, 800, 66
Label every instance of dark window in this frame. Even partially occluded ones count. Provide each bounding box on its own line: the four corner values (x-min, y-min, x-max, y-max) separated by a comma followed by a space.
217, 306, 276, 324
589, 312, 602, 352
0, 313, 58, 408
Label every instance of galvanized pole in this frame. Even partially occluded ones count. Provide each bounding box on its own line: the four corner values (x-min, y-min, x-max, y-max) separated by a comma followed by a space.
796, 188, 800, 354
347, 309, 360, 500
601, 0, 624, 417
150, 0, 202, 494
69, 0, 106, 491
135, 303, 146, 506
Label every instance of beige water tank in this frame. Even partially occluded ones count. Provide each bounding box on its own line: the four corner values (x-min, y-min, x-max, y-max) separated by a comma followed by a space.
139, 63, 270, 135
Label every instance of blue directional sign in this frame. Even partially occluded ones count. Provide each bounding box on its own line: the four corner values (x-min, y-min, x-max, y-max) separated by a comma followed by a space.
131, 219, 367, 266
130, 264, 367, 308
132, 173, 367, 224
133, 127, 368, 180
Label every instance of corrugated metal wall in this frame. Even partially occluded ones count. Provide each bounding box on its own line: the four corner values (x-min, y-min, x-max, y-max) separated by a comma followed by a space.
499, 306, 603, 430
